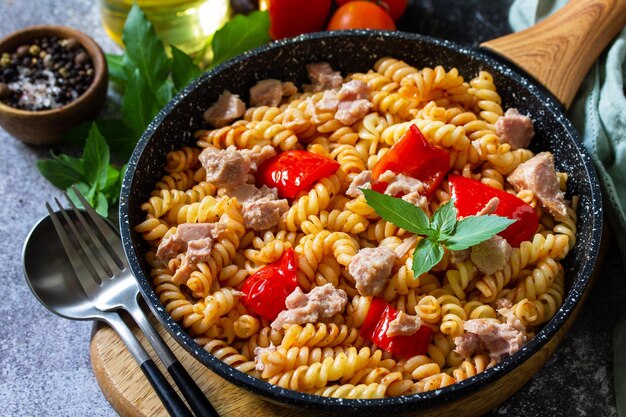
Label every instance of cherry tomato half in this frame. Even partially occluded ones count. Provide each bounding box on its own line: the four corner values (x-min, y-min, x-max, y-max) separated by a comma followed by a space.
327, 1, 396, 31
335, 0, 407, 21
269, 0, 333, 40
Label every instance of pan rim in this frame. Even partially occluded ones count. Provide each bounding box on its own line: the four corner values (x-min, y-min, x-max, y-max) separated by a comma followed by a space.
119, 29, 603, 413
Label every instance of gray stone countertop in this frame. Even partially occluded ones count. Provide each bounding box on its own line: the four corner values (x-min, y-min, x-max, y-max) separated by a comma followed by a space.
1, 1, 624, 416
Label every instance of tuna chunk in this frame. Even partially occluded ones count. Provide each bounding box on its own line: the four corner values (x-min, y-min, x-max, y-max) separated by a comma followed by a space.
496, 299, 526, 333
335, 80, 372, 125
199, 146, 250, 188
470, 235, 512, 275
156, 222, 225, 261
349, 246, 397, 297
254, 344, 277, 372
454, 318, 527, 362
316, 90, 339, 111
203, 91, 245, 128
346, 170, 372, 197
231, 184, 288, 231
172, 255, 195, 284
402, 192, 430, 215
386, 311, 422, 337
305, 62, 343, 91
378, 170, 425, 196
394, 235, 418, 259
507, 152, 568, 221
271, 284, 348, 330
476, 197, 500, 216
450, 248, 470, 264
186, 237, 214, 263
281, 81, 298, 97
238, 145, 277, 172
249, 79, 283, 107
495, 108, 534, 150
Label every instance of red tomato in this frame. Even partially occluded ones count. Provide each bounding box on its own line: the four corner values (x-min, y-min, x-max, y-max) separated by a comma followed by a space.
360, 297, 433, 358
372, 125, 450, 198
335, 0, 407, 21
327, 1, 396, 31
257, 150, 340, 199
448, 174, 540, 247
240, 249, 299, 321
269, 0, 332, 40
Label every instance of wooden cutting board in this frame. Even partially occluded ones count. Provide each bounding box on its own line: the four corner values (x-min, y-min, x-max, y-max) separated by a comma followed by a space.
89, 319, 308, 417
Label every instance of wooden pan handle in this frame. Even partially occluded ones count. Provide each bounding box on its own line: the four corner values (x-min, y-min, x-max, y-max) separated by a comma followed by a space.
481, 0, 626, 109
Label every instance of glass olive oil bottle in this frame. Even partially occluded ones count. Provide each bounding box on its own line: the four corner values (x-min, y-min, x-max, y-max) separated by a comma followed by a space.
100, 0, 230, 57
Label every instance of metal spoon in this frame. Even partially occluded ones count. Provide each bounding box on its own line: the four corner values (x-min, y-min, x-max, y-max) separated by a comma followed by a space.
22, 212, 192, 417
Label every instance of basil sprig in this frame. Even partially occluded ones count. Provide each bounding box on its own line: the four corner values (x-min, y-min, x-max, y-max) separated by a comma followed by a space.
37, 5, 271, 217
362, 189, 515, 278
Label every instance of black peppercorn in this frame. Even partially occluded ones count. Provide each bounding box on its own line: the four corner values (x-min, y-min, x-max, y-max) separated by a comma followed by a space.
0, 35, 95, 111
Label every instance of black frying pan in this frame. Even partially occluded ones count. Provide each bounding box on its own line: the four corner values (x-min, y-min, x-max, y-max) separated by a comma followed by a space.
119, 0, 625, 414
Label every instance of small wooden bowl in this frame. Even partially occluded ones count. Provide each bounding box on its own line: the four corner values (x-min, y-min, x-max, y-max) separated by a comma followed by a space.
0, 25, 108, 146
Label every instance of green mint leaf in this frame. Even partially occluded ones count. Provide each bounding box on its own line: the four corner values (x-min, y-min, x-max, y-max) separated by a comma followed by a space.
82, 124, 110, 190
412, 238, 444, 278
36, 158, 84, 189
121, 4, 170, 91
106, 53, 127, 83
211, 10, 270, 68
171, 45, 202, 91
362, 188, 431, 235
122, 69, 160, 137
444, 215, 516, 250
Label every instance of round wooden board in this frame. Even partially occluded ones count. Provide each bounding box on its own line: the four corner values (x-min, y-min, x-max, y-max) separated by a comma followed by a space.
90, 318, 309, 417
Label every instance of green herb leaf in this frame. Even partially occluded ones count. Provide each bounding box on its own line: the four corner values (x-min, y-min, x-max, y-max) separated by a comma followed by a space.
362, 189, 431, 234
171, 45, 202, 91
122, 69, 160, 137
66, 182, 96, 209
155, 78, 175, 107
444, 215, 516, 250
412, 238, 444, 278
106, 53, 127, 83
94, 191, 109, 217
121, 4, 170, 91
82, 124, 110, 190
431, 200, 457, 237
211, 10, 271, 68
36, 159, 84, 189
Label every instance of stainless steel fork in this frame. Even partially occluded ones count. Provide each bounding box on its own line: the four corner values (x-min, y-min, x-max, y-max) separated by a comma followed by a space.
49, 187, 219, 417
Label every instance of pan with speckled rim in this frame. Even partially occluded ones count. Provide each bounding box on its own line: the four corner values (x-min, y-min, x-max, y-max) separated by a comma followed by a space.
119, 0, 625, 415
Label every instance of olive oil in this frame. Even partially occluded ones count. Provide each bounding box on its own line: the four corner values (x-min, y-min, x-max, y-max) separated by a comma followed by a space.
100, 0, 230, 57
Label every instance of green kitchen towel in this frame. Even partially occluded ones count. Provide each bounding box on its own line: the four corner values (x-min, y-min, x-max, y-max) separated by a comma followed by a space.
510, 1, 626, 415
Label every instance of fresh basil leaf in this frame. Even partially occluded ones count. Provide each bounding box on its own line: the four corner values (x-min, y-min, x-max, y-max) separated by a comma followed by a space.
362, 189, 431, 235
94, 191, 109, 217
66, 182, 96, 210
82, 124, 110, 190
155, 78, 175, 107
36, 159, 84, 189
105, 165, 120, 189
211, 10, 270, 68
53, 153, 84, 177
121, 4, 170, 91
122, 69, 160, 137
171, 45, 202, 91
444, 215, 516, 250
412, 238, 444, 278
106, 53, 127, 83
431, 200, 457, 237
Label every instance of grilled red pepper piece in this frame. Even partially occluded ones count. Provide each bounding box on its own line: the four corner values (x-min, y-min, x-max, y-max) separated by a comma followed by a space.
448, 174, 539, 247
372, 124, 450, 198
360, 297, 433, 358
241, 248, 299, 321
257, 150, 340, 199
